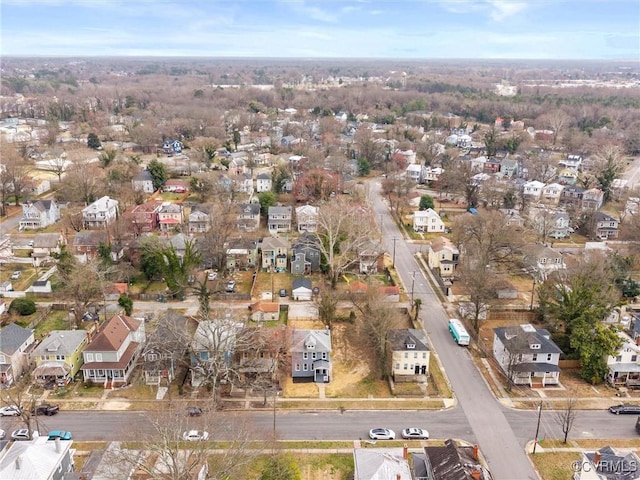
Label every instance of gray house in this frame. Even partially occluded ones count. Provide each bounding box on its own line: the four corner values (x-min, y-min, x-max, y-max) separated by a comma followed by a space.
291, 329, 331, 383
290, 232, 322, 275
0, 323, 35, 387
267, 205, 292, 235
132, 169, 155, 194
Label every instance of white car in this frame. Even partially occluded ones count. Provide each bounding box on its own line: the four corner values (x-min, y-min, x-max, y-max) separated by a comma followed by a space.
11, 429, 31, 441
369, 428, 396, 440
182, 430, 209, 441
401, 427, 429, 439
10, 271, 21, 280
207, 271, 218, 281
0, 429, 5, 440
0, 405, 21, 417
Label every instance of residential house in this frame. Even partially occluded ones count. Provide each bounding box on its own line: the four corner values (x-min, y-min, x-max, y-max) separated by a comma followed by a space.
354, 448, 412, 480
26, 177, 51, 196
483, 158, 502, 174
582, 188, 605, 211
500, 155, 519, 178
0, 323, 35, 387
358, 241, 384, 274
559, 154, 582, 171
80, 314, 146, 387
499, 208, 525, 228
249, 301, 280, 322
493, 324, 563, 387
188, 205, 211, 234
0, 282, 11, 293
557, 168, 579, 185
292, 277, 313, 301
529, 207, 571, 240
190, 317, 243, 387
256, 172, 272, 192
72, 230, 108, 259
541, 183, 564, 205
31, 232, 65, 267
295, 204, 319, 233
405, 164, 423, 183
131, 169, 155, 193
427, 237, 459, 279
290, 329, 331, 383
625, 197, 639, 216
261, 236, 290, 272
130, 202, 161, 234
522, 180, 545, 198
0, 435, 75, 480
235, 173, 254, 195
606, 331, 640, 388
237, 202, 261, 232
413, 208, 445, 233
163, 179, 188, 193
388, 329, 430, 382
228, 153, 248, 175
28, 279, 52, 293
142, 315, 187, 386
290, 232, 322, 275
19, 199, 60, 230
423, 166, 443, 183
594, 212, 619, 240
559, 185, 585, 207
412, 439, 491, 480
522, 244, 565, 280
158, 203, 184, 232
82, 195, 119, 229
226, 237, 259, 271
162, 138, 183, 155
574, 447, 640, 480
268, 205, 293, 235
234, 326, 280, 385
31, 330, 88, 387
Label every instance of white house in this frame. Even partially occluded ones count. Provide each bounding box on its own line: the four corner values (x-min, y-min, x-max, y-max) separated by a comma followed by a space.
606, 331, 640, 388
132, 169, 155, 193
405, 164, 423, 183
493, 324, 563, 387
388, 329, 430, 383
540, 183, 564, 204
295, 204, 319, 233
292, 277, 312, 301
423, 166, 443, 182
82, 196, 119, 229
256, 172, 272, 192
522, 180, 545, 198
19, 199, 60, 230
413, 208, 445, 233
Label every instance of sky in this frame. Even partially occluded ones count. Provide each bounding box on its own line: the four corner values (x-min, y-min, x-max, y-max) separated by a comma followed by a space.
1, 0, 639, 60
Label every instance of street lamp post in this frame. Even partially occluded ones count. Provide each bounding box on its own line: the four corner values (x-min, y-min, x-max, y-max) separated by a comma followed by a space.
272, 390, 279, 439
532, 401, 543, 453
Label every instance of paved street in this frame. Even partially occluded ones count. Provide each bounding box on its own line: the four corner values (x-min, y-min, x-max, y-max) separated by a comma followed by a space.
372, 182, 539, 479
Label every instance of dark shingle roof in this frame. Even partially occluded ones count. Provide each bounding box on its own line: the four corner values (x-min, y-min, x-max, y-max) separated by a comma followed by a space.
0, 323, 33, 355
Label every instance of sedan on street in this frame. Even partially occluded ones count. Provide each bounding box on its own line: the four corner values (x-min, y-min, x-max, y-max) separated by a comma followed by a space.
401, 428, 429, 439
48, 430, 73, 440
186, 407, 203, 417
11, 429, 31, 441
0, 429, 5, 440
608, 404, 640, 415
369, 428, 396, 440
182, 430, 209, 441
0, 405, 21, 416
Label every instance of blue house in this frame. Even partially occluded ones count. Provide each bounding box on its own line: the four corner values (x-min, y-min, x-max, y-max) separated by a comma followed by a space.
162, 139, 183, 155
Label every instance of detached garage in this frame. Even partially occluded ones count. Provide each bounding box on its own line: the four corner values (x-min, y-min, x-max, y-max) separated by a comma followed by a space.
292, 277, 312, 301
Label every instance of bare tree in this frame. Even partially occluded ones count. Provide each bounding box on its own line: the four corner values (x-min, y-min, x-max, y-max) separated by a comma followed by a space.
1, 144, 30, 206
315, 197, 380, 288
102, 403, 263, 479
456, 252, 497, 333
554, 398, 578, 443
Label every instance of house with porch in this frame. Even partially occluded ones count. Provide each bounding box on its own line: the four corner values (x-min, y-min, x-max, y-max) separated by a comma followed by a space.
188, 205, 211, 234
73, 230, 109, 260
130, 202, 161, 234
132, 169, 155, 194
261, 236, 290, 272
413, 208, 445, 233
574, 447, 640, 480
594, 212, 619, 240
268, 205, 293, 235
31, 330, 88, 388
559, 185, 585, 207
427, 236, 459, 279
0, 323, 35, 387
158, 203, 184, 232
522, 244, 565, 281
142, 315, 187, 386
541, 183, 564, 205
31, 232, 65, 267
606, 331, 640, 388
295, 204, 319, 233
256, 172, 272, 192
493, 324, 563, 387
80, 314, 146, 387
82, 196, 119, 229
291, 329, 331, 383
226, 238, 259, 271
358, 241, 384, 274
237, 202, 261, 232
388, 329, 430, 383
522, 180, 545, 199
19, 199, 60, 230
582, 188, 605, 211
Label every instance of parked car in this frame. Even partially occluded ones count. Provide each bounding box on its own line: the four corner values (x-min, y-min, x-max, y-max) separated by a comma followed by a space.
182, 430, 209, 441
28, 240, 34, 247
10, 271, 21, 280
369, 428, 396, 440
0, 429, 5, 440
32, 404, 60, 416
186, 407, 203, 417
225, 280, 236, 292
279, 289, 287, 297
401, 428, 429, 439
636, 416, 640, 434
207, 270, 218, 281
48, 430, 72, 440
11, 429, 31, 441
0, 405, 21, 416
609, 404, 640, 415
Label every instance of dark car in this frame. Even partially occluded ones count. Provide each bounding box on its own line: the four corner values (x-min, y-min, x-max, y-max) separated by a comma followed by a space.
279, 289, 287, 297
186, 407, 203, 417
32, 404, 60, 416
609, 404, 640, 415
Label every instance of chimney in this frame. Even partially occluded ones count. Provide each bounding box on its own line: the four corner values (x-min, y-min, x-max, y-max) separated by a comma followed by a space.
473, 444, 479, 461
636, 335, 640, 347
14, 456, 21, 470
471, 469, 482, 480
55, 437, 61, 453
594, 451, 601, 467
403, 443, 408, 460
396, 475, 401, 480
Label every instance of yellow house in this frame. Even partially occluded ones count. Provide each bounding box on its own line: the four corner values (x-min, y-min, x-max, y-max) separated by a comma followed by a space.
32, 330, 88, 387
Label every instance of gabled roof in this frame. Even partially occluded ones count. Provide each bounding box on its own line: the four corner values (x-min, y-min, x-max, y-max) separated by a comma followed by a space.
84, 314, 141, 352
354, 448, 412, 480
388, 329, 430, 352
0, 323, 33, 355
379, 285, 400, 296
33, 330, 87, 356
494, 324, 563, 355
0, 435, 73, 479
132, 169, 153, 181
583, 446, 640, 480
429, 236, 458, 254
291, 329, 331, 353
292, 277, 312, 291
414, 439, 490, 480
261, 236, 290, 251
73, 230, 108, 246
33, 232, 62, 248
268, 205, 292, 216
595, 211, 618, 222
251, 301, 280, 313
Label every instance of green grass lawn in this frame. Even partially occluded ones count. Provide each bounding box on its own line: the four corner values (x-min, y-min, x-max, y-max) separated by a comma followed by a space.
34, 310, 72, 338
530, 452, 581, 480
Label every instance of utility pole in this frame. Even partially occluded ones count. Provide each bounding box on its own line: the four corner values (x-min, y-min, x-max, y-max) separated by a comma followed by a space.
272, 390, 279, 439
392, 237, 398, 267
532, 401, 543, 453
411, 271, 416, 305
530, 277, 536, 311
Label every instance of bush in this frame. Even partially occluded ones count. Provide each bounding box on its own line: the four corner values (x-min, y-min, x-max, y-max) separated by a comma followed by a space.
8, 298, 36, 316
